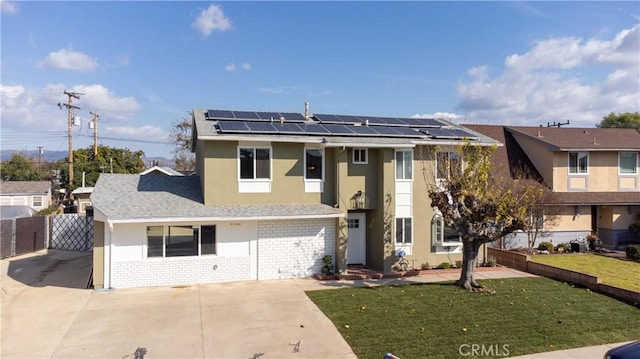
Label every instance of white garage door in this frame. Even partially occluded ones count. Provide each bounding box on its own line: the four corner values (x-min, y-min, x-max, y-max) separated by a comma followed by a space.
256, 218, 336, 280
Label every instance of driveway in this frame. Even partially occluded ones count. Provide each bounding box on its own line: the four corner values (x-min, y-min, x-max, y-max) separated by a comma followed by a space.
1, 250, 355, 359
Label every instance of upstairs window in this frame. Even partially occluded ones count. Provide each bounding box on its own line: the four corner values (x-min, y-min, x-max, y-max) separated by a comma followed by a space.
305, 149, 323, 180
239, 147, 271, 180
395, 150, 413, 180
353, 148, 368, 164
436, 151, 461, 180
569, 152, 588, 174
619, 152, 638, 174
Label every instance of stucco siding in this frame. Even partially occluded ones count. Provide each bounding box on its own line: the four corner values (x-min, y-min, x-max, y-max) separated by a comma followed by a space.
510, 133, 555, 188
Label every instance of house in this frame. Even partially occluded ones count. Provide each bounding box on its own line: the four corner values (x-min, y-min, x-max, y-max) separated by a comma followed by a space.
0, 181, 52, 211
140, 166, 185, 176
466, 125, 640, 249
71, 187, 94, 215
90, 107, 498, 289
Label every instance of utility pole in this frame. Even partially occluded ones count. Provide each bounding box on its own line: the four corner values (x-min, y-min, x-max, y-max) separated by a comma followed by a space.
90, 111, 99, 157
37, 146, 43, 169
58, 90, 83, 199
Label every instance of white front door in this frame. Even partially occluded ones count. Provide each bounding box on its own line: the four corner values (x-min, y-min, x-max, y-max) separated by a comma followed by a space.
347, 213, 366, 265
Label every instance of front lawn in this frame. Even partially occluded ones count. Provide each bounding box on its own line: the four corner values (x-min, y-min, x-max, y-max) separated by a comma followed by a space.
530, 253, 640, 292
306, 277, 640, 359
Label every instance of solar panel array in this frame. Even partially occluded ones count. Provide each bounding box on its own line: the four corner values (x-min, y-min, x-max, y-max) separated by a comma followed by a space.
208, 109, 478, 140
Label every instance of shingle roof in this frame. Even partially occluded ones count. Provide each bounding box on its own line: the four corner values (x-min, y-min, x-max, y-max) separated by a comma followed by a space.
554, 192, 640, 205
506, 127, 640, 151
0, 181, 51, 195
91, 174, 343, 221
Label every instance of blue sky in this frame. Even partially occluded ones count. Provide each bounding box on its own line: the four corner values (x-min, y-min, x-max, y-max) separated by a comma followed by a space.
1, 1, 639, 160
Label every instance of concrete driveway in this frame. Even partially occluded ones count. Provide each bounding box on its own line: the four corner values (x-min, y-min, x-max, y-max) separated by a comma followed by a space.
1, 250, 355, 359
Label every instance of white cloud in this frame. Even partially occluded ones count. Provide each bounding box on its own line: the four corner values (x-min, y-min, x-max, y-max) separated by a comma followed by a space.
37, 49, 98, 72
241, 62, 251, 70
225, 62, 251, 72
225, 62, 236, 72
1, 0, 18, 14
105, 125, 169, 140
457, 25, 640, 127
192, 4, 231, 36
72, 84, 140, 120
412, 112, 463, 121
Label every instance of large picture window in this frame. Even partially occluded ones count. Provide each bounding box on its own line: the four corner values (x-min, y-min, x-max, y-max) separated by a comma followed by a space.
569, 152, 588, 174
305, 149, 323, 180
619, 152, 638, 174
239, 147, 271, 179
395, 150, 413, 180
147, 225, 216, 258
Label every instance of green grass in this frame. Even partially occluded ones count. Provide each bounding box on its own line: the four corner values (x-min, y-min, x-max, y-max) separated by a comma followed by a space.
306, 277, 640, 359
530, 253, 640, 292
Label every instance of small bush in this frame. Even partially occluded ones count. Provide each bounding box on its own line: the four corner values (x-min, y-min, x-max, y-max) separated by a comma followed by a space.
626, 244, 640, 260
538, 241, 554, 252
485, 256, 497, 267
437, 262, 451, 269
420, 262, 430, 270
556, 243, 569, 252
455, 260, 462, 268
321, 255, 335, 275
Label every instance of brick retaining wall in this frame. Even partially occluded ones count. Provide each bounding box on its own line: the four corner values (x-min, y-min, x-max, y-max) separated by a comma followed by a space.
488, 247, 640, 304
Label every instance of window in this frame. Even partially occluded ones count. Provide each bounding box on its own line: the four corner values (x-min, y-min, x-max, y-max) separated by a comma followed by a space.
432, 210, 461, 245
353, 149, 368, 164
436, 151, 461, 180
146, 225, 216, 258
348, 218, 359, 229
619, 152, 638, 174
239, 147, 271, 179
569, 152, 588, 174
32, 196, 43, 207
305, 149, 323, 180
395, 218, 412, 244
395, 150, 413, 180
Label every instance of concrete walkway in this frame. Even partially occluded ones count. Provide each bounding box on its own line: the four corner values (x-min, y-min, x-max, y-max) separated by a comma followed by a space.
1, 250, 632, 358
509, 341, 634, 359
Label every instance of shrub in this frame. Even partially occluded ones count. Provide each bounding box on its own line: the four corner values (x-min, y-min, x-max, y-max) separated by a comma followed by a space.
556, 243, 569, 252
485, 256, 497, 267
626, 244, 640, 260
538, 241, 554, 252
437, 262, 451, 269
420, 262, 430, 270
455, 260, 462, 268
321, 255, 335, 275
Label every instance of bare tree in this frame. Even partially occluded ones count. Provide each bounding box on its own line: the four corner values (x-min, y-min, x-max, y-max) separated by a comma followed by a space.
425, 142, 543, 291
170, 113, 195, 172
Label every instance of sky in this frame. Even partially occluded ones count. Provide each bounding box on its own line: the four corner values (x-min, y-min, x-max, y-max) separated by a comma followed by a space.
1, 1, 639, 161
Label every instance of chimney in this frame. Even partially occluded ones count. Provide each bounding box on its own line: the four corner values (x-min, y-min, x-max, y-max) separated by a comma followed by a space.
304, 101, 310, 119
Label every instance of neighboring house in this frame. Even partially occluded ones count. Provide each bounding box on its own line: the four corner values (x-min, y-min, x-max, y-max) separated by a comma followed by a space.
140, 166, 185, 176
467, 125, 640, 249
91, 108, 498, 289
0, 181, 52, 211
72, 187, 94, 215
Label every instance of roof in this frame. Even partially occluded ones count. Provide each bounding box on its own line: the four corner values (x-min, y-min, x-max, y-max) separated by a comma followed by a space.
506, 127, 640, 151
140, 166, 185, 176
72, 187, 94, 195
91, 174, 344, 222
0, 181, 51, 195
192, 108, 500, 148
554, 192, 640, 205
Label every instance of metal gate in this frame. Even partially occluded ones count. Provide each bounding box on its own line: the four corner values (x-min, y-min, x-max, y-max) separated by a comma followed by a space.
50, 214, 93, 251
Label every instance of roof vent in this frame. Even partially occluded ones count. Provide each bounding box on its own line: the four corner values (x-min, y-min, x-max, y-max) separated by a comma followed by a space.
304, 101, 310, 119
537, 130, 543, 137
593, 137, 598, 145
583, 130, 589, 134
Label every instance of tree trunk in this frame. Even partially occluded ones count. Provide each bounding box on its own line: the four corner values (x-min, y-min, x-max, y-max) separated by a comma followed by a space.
455, 239, 484, 291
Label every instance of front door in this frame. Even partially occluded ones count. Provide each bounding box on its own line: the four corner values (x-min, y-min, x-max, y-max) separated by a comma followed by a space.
347, 213, 366, 265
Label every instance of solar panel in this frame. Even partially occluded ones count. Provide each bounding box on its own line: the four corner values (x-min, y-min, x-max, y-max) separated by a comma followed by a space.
275, 122, 305, 134
246, 122, 277, 134
314, 114, 344, 123
233, 111, 260, 120
208, 110, 235, 119
321, 124, 355, 135
301, 123, 331, 135
447, 129, 478, 139
378, 117, 406, 126
360, 116, 386, 125
256, 111, 282, 120
218, 121, 250, 133
336, 115, 362, 124
371, 126, 402, 136
422, 128, 476, 139
279, 112, 307, 122
391, 127, 422, 137
349, 125, 379, 136
411, 117, 443, 127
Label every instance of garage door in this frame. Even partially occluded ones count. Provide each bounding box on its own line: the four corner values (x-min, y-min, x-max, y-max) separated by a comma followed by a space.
256, 218, 336, 280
